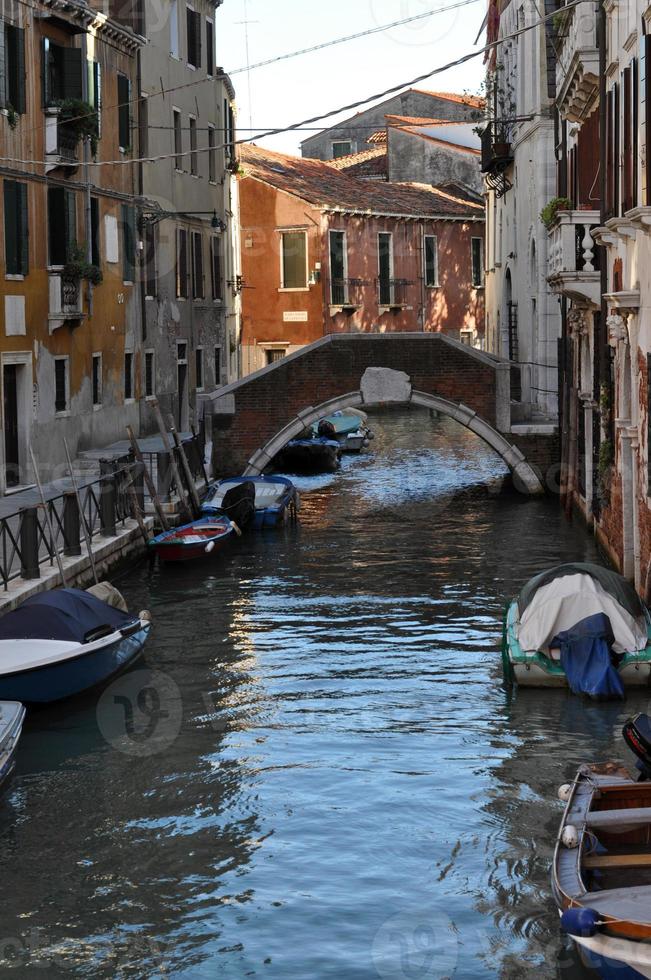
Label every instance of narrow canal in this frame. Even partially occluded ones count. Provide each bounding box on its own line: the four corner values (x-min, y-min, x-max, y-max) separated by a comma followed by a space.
0, 408, 645, 979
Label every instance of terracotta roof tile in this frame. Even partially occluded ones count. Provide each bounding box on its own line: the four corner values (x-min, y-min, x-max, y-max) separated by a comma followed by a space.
367, 130, 388, 144
327, 146, 388, 178
240, 144, 483, 220
410, 88, 485, 109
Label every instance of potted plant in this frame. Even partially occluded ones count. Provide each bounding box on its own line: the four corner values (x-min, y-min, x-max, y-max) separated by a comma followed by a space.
55, 99, 100, 155
64, 243, 103, 285
540, 196, 573, 229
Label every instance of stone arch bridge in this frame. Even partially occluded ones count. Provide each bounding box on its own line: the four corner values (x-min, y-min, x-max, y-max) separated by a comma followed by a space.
200, 334, 558, 494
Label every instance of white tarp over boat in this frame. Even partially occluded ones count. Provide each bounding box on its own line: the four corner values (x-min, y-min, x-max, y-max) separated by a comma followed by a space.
516, 573, 648, 654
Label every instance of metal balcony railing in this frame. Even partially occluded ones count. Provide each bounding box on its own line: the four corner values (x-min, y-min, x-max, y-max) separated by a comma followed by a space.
330, 277, 367, 307
377, 277, 413, 308
480, 121, 513, 174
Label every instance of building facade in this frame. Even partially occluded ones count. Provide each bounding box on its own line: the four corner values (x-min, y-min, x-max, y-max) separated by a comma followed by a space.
239, 145, 485, 375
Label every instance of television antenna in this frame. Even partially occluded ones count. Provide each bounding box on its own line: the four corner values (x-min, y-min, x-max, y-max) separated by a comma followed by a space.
236, 0, 259, 132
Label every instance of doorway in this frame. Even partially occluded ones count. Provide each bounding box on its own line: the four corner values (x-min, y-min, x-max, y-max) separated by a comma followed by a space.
3, 365, 19, 488
1, 353, 32, 492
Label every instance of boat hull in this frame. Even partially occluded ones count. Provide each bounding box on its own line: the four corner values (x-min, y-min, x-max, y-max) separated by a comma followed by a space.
0, 702, 25, 789
572, 934, 651, 979
504, 600, 651, 689
0, 625, 150, 704
150, 518, 235, 563
202, 477, 298, 530
274, 440, 340, 475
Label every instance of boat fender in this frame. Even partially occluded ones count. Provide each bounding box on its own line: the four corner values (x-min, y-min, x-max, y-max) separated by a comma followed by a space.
561, 825, 579, 848
558, 784, 573, 802
230, 521, 243, 538
205, 541, 216, 554
139, 609, 152, 623
560, 907, 601, 938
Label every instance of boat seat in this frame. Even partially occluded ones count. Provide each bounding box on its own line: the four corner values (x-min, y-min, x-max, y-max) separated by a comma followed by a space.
586, 806, 651, 829
584, 853, 651, 869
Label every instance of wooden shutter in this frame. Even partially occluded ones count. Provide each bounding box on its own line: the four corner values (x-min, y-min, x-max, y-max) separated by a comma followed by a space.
65, 190, 76, 259
18, 182, 27, 275
121, 204, 135, 281
614, 81, 620, 215
206, 21, 213, 75
177, 229, 188, 297
10, 26, 25, 113
0, 24, 6, 108
117, 74, 130, 149
633, 57, 639, 206
211, 237, 222, 299
61, 46, 83, 99
606, 89, 614, 216
90, 197, 100, 266
4, 181, 18, 273
47, 187, 66, 265
641, 38, 651, 206
192, 231, 203, 298
41, 38, 50, 106
623, 66, 632, 212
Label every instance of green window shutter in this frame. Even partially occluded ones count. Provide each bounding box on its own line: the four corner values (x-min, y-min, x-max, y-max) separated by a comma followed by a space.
47, 187, 66, 265
88, 60, 101, 136
41, 38, 49, 106
0, 25, 7, 109
61, 46, 82, 99
65, 190, 77, 259
90, 197, 100, 266
18, 182, 28, 275
4, 181, 18, 274
5, 25, 25, 113
117, 74, 130, 149
121, 204, 135, 281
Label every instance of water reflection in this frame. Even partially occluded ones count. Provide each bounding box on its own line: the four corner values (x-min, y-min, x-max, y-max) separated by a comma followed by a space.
0, 408, 620, 978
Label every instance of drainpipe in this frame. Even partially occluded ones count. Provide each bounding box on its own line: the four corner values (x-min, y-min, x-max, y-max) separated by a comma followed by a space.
137, 47, 146, 345
419, 220, 426, 331
593, 0, 608, 518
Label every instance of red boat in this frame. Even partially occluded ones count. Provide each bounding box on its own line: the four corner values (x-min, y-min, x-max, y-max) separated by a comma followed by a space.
149, 516, 236, 563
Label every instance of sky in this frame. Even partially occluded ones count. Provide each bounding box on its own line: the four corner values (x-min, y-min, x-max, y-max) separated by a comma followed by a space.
216, 0, 487, 157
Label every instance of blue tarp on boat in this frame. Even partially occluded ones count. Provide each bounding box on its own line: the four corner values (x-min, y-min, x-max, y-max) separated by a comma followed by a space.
552, 613, 625, 699
0, 588, 133, 643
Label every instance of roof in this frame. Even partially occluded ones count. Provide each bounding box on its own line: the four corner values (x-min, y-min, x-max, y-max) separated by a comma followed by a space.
367, 130, 388, 144
411, 89, 485, 109
239, 143, 484, 220
385, 116, 481, 156
385, 115, 470, 127
327, 146, 388, 178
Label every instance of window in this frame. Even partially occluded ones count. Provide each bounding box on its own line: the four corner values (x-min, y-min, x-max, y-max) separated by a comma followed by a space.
208, 125, 216, 182
214, 346, 221, 386
266, 349, 286, 365
138, 93, 148, 157
124, 351, 133, 401
42, 39, 82, 105
173, 109, 182, 169
117, 74, 130, 150
189, 116, 197, 175
90, 197, 100, 267
329, 230, 347, 304
47, 187, 76, 267
424, 235, 438, 287
4, 180, 28, 276
145, 350, 155, 397
54, 357, 68, 413
195, 347, 204, 390
92, 353, 102, 406
87, 59, 101, 138
281, 230, 307, 289
471, 237, 484, 287
144, 222, 157, 297
378, 232, 393, 305
191, 231, 203, 298
224, 98, 236, 167
121, 204, 136, 282
177, 228, 189, 297
170, 0, 179, 57
1, 23, 26, 114
186, 7, 201, 69
332, 140, 352, 158
206, 20, 214, 76
177, 342, 187, 363
210, 235, 222, 300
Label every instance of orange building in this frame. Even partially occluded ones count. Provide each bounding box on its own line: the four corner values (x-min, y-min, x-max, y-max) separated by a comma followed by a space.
238, 145, 485, 376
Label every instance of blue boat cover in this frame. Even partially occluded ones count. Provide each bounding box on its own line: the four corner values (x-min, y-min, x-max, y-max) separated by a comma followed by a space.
552, 613, 625, 699
0, 588, 133, 643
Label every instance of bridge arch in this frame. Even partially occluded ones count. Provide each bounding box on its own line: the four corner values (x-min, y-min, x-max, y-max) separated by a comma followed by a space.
242, 388, 544, 495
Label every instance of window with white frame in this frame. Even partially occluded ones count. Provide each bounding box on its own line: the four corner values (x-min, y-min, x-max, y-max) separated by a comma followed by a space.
170, 0, 179, 57
186, 6, 201, 69
206, 18, 214, 76
173, 109, 182, 170
280, 230, 308, 289
424, 235, 439, 287
189, 116, 198, 176
378, 232, 393, 305
124, 351, 134, 401
329, 230, 347, 303
54, 356, 69, 414
332, 140, 353, 158
92, 353, 102, 406
471, 237, 484, 287
144, 350, 155, 397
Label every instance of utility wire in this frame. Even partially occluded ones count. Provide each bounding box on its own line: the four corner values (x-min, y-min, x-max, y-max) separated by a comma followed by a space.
0, 0, 581, 170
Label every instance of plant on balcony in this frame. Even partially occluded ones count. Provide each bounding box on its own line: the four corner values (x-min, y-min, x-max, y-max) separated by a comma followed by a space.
597, 436, 614, 506
54, 99, 100, 155
540, 197, 573, 229
6, 104, 17, 130
64, 243, 103, 286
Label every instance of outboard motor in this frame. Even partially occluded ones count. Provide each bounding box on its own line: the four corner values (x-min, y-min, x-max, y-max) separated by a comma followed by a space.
219, 481, 256, 531
317, 419, 336, 440
623, 713, 651, 781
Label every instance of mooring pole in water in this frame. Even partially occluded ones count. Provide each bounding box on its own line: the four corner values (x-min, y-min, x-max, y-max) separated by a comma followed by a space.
150, 400, 193, 522
63, 438, 99, 585
126, 426, 170, 532
29, 446, 68, 587
167, 415, 201, 518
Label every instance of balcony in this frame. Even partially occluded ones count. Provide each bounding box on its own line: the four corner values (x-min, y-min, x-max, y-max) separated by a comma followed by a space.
329, 277, 367, 314
547, 209, 601, 307
480, 122, 513, 197
377, 278, 414, 312
48, 272, 84, 333
44, 108, 79, 174
555, 1, 599, 123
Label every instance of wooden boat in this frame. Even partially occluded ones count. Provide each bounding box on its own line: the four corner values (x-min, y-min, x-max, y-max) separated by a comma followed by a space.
202, 476, 298, 529
0, 588, 151, 704
553, 714, 651, 977
149, 515, 237, 562
503, 563, 651, 696
273, 437, 341, 474
311, 409, 373, 453
0, 701, 25, 789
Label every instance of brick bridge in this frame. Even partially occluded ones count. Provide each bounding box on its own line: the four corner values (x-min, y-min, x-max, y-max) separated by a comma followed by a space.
201, 334, 559, 494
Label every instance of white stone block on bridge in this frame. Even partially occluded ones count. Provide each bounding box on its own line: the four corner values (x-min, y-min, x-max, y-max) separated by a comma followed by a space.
361, 368, 412, 405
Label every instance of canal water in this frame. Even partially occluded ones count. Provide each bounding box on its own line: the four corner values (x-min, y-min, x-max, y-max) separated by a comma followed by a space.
0, 408, 646, 979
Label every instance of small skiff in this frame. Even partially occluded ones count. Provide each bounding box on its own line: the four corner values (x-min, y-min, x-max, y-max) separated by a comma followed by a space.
273, 437, 341, 474
503, 563, 651, 696
0, 588, 151, 704
149, 515, 237, 562
0, 701, 25, 789
553, 713, 651, 978
312, 409, 373, 453
203, 476, 298, 529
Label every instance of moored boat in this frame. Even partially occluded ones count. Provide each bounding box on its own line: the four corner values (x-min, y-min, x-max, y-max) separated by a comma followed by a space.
553, 713, 651, 977
0, 588, 151, 704
202, 476, 298, 529
503, 563, 651, 696
311, 409, 373, 454
273, 436, 341, 474
149, 515, 236, 562
0, 701, 25, 789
